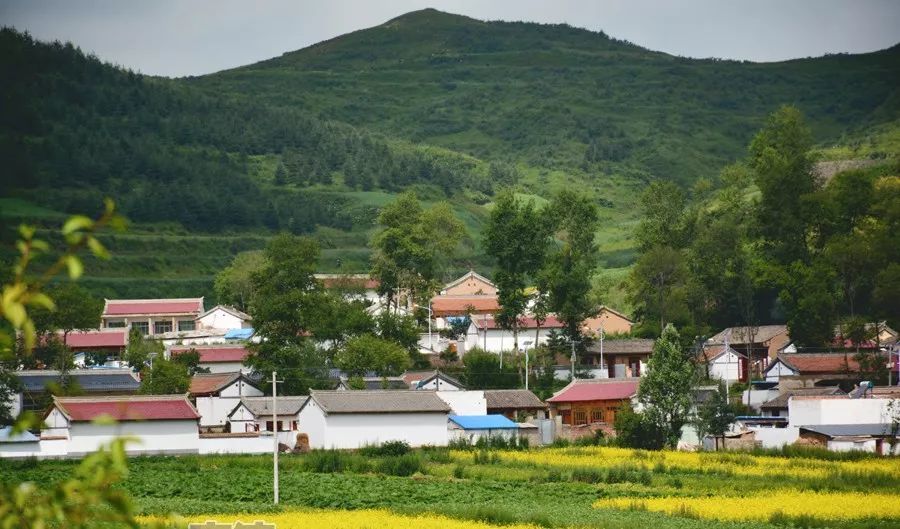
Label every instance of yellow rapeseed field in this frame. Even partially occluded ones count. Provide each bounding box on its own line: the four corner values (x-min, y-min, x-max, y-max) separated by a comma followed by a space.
478, 446, 900, 480
143, 509, 541, 529
595, 489, 900, 521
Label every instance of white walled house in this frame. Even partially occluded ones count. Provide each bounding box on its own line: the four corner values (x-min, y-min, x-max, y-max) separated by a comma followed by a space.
465, 315, 565, 353
698, 345, 743, 383
415, 371, 466, 391
171, 345, 252, 374
196, 305, 252, 331
436, 390, 487, 415
42, 395, 201, 456
227, 396, 308, 434
298, 390, 451, 449
189, 372, 264, 429
101, 298, 204, 336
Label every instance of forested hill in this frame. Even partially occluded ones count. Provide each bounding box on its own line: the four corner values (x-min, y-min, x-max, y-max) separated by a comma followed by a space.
194, 8, 900, 184
1, 10, 898, 300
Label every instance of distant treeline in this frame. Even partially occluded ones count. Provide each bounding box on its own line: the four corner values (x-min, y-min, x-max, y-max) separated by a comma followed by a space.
0, 29, 509, 233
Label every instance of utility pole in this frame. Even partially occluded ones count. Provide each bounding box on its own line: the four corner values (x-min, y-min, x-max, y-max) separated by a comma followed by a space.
523, 340, 534, 391
570, 340, 580, 380
271, 371, 282, 505
599, 325, 605, 379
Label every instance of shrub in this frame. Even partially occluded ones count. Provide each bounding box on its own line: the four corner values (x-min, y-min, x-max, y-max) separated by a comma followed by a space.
473, 450, 500, 465
376, 453, 422, 477
303, 449, 370, 473
571, 467, 605, 484
574, 430, 606, 447
358, 440, 411, 457
452, 464, 467, 479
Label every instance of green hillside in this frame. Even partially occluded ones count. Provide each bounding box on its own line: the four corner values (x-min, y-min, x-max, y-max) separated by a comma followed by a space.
1, 10, 898, 302
195, 9, 900, 182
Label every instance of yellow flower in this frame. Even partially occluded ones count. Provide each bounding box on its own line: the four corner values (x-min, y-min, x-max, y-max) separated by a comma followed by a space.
142, 509, 541, 529
595, 490, 900, 521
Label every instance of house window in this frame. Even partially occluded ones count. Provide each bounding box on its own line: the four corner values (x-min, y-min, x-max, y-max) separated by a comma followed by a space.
106, 320, 126, 328
178, 320, 196, 332
153, 321, 173, 334
131, 321, 149, 336
266, 421, 274, 431
590, 410, 602, 423
573, 410, 587, 425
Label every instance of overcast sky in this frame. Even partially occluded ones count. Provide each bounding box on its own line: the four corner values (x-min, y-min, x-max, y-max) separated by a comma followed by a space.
2, 0, 898, 77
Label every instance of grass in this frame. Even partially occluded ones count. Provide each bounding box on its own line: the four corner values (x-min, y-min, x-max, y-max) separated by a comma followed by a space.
4, 446, 899, 528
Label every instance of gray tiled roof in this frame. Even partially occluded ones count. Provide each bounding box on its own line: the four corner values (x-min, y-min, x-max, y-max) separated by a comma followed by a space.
587, 339, 655, 355
484, 389, 546, 409
708, 325, 788, 345
310, 390, 451, 414
238, 396, 308, 417
17, 369, 140, 393
760, 387, 845, 410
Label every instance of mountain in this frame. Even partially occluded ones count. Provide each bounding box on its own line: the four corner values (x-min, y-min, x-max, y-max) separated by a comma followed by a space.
1, 10, 898, 301
194, 9, 900, 182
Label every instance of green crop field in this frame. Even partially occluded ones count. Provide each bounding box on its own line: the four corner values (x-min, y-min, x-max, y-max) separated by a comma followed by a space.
4, 445, 900, 528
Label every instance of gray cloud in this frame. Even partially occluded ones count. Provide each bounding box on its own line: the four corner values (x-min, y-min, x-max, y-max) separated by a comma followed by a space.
1, 0, 898, 77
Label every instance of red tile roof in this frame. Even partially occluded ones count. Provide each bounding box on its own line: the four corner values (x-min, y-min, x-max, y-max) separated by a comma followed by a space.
51, 395, 200, 421
316, 274, 380, 290
103, 298, 203, 316
64, 330, 127, 349
171, 346, 250, 364
189, 372, 257, 396
473, 315, 565, 330
547, 379, 640, 403
776, 353, 862, 374
431, 296, 500, 316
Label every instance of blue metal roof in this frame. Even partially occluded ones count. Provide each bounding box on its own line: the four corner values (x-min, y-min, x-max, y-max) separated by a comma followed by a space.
449, 414, 519, 430
224, 328, 254, 340
18, 370, 140, 393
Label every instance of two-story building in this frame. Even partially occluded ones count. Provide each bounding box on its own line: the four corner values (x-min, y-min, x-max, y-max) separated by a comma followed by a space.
101, 298, 205, 336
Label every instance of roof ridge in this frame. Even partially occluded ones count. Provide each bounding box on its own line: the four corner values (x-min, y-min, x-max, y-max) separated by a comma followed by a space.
54, 394, 188, 402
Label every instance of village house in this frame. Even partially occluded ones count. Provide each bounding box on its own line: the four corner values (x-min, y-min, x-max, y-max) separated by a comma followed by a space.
227, 396, 309, 434
704, 325, 790, 380
42, 395, 201, 456
0, 427, 41, 458
297, 390, 451, 449
789, 392, 900, 454
465, 315, 565, 353
171, 344, 252, 374
584, 338, 654, 379
315, 273, 382, 306
335, 376, 409, 390
582, 306, 634, 336
431, 271, 500, 329
62, 329, 128, 358
101, 297, 205, 336
413, 370, 466, 391
12, 369, 141, 416
764, 352, 874, 389
484, 389, 547, 420
697, 344, 745, 382
547, 379, 639, 426
759, 387, 845, 418
435, 390, 487, 415
195, 305, 252, 331
188, 372, 264, 430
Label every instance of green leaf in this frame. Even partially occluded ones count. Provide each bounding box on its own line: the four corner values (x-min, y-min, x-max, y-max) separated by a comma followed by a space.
27, 292, 56, 311
4, 300, 26, 327
17, 224, 35, 240
87, 236, 110, 260
65, 255, 84, 279
62, 215, 93, 236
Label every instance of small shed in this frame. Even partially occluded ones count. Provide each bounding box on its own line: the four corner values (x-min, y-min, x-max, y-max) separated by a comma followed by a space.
228, 396, 308, 433
798, 424, 900, 455
449, 414, 521, 442
196, 305, 252, 331
189, 372, 264, 429
0, 426, 41, 458
298, 390, 451, 449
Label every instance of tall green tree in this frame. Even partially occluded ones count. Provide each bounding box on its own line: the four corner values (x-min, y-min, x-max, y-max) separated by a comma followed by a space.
247, 234, 333, 394
214, 250, 265, 311
139, 357, 190, 394
483, 191, 548, 350
334, 334, 410, 377
635, 181, 688, 251
638, 325, 696, 448
542, 190, 600, 342
370, 191, 464, 309
694, 383, 736, 450
628, 246, 690, 334
123, 328, 163, 372
778, 259, 839, 347
749, 105, 818, 266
